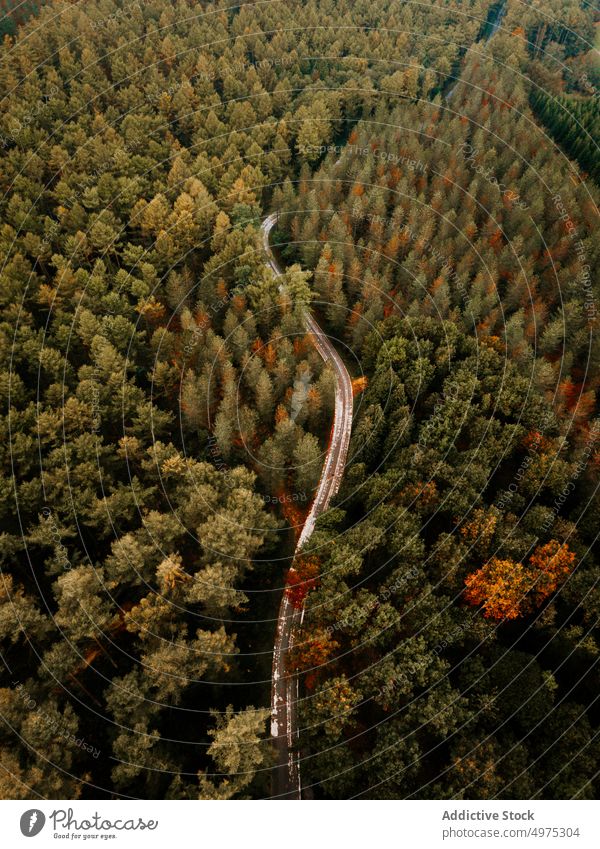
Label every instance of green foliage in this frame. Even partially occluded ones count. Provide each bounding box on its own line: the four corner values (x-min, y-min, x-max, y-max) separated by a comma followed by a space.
296, 319, 599, 798
530, 89, 600, 183
0, 0, 598, 802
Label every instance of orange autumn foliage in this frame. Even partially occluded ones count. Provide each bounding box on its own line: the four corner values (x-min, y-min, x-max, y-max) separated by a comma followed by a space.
307, 385, 321, 408
285, 555, 321, 609
280, 496, 307, 541
290, 628, 338, 673
347, 302, 363, 327
398, 480, 439, 511
488, 229, 504, 252
263, 342, 277, 369
528, 540, 576, 604
231, 294, 246, 312
215, 279, 228, 301
464, 558, 532, 620
274, 403, 288, 425
398, 228, 413, 248
384, 233, 401, 258
351, 376, 368, 396
388, 165, 401, 187
465, 541, 576, 621
481, 335, 504, 353
293, 334, 312, 356
460, 509, 498, 547
521, 429, 552, 453
137, 296, 166, 323
194, 309, 210, 330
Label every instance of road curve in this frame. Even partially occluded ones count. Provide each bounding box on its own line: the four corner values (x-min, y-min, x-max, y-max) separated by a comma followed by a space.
261, 213, 353, 799
263, 0, 505, 796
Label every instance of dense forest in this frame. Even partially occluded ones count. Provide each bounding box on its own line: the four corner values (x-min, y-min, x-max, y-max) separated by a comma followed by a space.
0, 0, 598, 800
530, 89, 599, 182
0, 1, 46, 39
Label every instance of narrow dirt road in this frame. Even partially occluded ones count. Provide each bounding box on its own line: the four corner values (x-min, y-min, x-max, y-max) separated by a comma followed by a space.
261, 213, 353, 799
263, 0, 507, 798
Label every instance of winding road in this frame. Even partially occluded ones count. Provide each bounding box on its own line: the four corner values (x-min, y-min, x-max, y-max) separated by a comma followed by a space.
262, 0, 507, 800
261, 214, 353, 799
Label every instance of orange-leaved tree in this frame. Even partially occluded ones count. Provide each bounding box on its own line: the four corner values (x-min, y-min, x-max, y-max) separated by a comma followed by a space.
285, 555, 321, 609
464, 541, 576, 621
289, 628, 339, 684
464, 558, 532, 620
528, 540, 576, 604
351, 376, 368, 396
